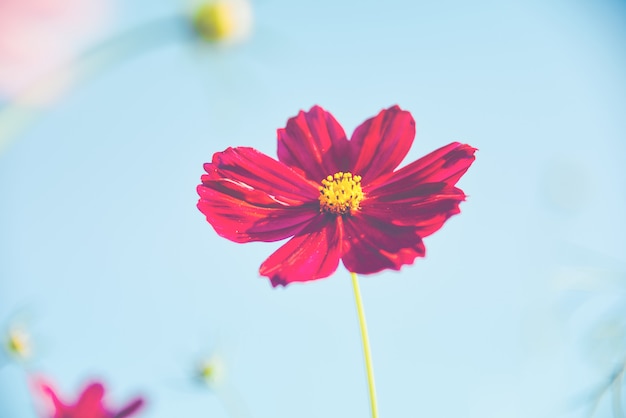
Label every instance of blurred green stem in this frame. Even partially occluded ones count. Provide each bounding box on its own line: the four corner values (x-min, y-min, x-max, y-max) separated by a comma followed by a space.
215, 384, 250, 418
588, 360, 626, 418
351, 272, 379, 418
613, 365, 624, 418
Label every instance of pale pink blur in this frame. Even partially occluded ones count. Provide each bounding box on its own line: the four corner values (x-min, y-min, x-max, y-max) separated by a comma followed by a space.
0, 0, 111, 103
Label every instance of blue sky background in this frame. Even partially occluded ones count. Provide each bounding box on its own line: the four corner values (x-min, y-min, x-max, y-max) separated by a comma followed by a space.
1, 0, 626, 417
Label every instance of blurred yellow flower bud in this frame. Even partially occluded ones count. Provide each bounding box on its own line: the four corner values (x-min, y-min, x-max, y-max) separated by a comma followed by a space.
192, 0, 253, 44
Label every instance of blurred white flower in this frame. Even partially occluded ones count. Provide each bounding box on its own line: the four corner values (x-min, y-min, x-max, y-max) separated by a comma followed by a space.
3, 322, 33, 361
195, 354, 226, 389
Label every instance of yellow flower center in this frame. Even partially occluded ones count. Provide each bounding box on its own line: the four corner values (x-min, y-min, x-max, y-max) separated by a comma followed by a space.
318, 172, 364, 215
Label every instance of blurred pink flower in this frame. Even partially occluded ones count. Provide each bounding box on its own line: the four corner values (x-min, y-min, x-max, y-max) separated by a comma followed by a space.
33, 377, 144, 418
0, 0, 110, 103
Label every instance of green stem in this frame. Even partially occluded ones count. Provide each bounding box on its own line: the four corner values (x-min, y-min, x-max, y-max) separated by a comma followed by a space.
350, 272, 378, 418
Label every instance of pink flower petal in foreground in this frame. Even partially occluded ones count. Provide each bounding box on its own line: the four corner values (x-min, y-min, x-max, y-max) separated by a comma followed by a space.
0, 0, 110, 103
33, 377, 144, 418
197, 105, 476, 287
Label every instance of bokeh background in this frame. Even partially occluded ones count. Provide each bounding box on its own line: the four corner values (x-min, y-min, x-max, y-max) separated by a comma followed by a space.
1, 0, 626, 417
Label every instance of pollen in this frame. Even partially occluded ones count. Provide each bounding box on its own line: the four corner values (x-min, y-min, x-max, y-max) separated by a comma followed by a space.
318, 172, 364, 215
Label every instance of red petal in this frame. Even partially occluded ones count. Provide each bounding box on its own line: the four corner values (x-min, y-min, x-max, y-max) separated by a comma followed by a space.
369, 142, 476, 192
259, 215, 342, 287
198, 147, 320, 243
360, 143, 475, 238
348, 106, 415, 183
32, 377, 67, 415
204, 147, 319, 203
341, 214, 425, 274
74, 383, 106, 417
114, 398, 144, 418
277, 105, 350, 182
362, 184, 466, 237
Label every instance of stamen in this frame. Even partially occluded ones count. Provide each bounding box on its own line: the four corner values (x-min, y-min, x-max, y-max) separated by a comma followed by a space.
318, 171, 364, 215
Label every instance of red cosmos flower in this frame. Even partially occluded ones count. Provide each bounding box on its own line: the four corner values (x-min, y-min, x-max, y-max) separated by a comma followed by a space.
197, 106, 476, 287
33, 378, 144, 418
